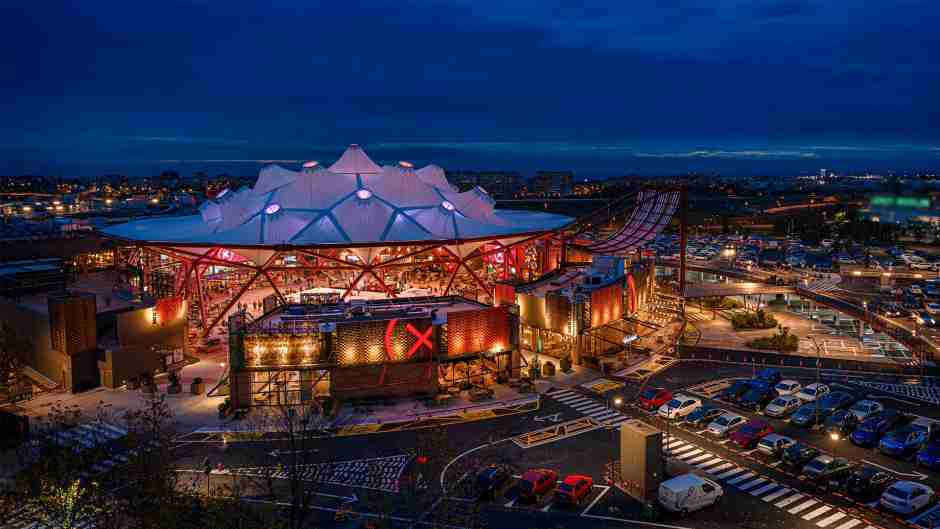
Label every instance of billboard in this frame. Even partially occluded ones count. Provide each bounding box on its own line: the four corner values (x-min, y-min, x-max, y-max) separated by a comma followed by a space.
333, 317, 435, 366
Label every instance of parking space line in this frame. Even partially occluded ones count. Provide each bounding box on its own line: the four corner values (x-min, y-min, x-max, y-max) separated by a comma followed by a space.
580, 485, 610, 517
775, 493, 804, 508
727, 472, 757, 485
816, 511, 847, 527
788, 498, 818, 514
802, 505, 832, 521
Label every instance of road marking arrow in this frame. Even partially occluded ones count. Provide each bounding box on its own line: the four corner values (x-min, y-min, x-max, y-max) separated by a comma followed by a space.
534, 413, 562, 423
861, 459, 927, 480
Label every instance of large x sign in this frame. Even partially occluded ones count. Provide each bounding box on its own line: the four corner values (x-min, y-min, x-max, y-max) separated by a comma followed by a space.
385, 319, 435, 360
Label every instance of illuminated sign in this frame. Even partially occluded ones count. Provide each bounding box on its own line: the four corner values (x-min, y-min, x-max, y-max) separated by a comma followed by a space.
385, 318, 433, 360
870, 195, 931, 209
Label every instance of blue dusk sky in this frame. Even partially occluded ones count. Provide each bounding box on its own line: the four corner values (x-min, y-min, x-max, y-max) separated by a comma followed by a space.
2, 1, 939, 177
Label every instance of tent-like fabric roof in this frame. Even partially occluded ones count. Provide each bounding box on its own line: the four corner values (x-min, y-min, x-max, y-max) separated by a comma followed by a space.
103, 145, 572, 247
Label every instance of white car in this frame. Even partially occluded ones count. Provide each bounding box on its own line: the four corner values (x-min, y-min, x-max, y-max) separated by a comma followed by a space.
774, 380, 802, 396
764, 395, 802, 418
706, 413, 747, 438
658, 395, 702, 420
795, 383, 830, 403
880, 481, 934, 515
848, 400, 884, 422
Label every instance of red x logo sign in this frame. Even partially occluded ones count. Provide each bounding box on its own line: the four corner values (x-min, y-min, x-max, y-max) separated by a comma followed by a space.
385, 319, 434, 360
405, 323, 433, 358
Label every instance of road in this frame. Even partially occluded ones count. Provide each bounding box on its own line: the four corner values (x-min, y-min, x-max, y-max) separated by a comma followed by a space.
165, 360, 940, 529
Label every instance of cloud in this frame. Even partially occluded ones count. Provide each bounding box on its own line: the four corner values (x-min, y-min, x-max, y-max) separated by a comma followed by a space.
634, 150, 818, 159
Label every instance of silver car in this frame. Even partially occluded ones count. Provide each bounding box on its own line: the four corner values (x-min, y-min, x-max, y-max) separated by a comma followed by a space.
764, 395, 801, 418
706, 413, 746, 438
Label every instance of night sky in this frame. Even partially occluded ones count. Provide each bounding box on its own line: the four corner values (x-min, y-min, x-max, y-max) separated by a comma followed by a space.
3, 1, 939, 178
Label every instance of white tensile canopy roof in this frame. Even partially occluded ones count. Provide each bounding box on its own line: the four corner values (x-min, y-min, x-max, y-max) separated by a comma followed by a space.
104, 144, 572, 248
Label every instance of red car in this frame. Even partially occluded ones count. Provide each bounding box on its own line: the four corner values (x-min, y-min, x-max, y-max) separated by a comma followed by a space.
555, 475, 593, 506
729, 419, 773, 448
638, 388, 672, 410
517, 469, 558, 500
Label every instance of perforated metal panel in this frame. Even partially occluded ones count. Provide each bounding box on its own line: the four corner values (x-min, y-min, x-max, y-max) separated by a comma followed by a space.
446, 307, 510, 356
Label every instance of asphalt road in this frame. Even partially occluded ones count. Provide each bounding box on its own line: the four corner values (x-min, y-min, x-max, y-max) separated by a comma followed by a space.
167, 360, 940, 529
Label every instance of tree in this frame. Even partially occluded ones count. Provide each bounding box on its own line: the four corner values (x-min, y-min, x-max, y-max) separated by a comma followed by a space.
0, 323, 29, 400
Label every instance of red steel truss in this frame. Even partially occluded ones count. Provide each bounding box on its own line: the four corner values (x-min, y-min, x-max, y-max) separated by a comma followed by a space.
122, 233, 555, 338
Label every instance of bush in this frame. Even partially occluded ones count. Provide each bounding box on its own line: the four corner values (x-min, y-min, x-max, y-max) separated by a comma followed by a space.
746, 326, 799, 352
731, 309, 778, 330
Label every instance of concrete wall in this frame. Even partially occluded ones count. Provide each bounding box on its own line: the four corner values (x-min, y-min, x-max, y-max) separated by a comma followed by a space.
0, 298, 62, 384
116, 305, 186, 350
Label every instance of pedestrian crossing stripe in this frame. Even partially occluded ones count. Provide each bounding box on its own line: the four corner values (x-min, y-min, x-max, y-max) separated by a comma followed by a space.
750, 483, 778, 496
788, 499, 818, 514
802, 505, 832, 520
761, 487, 792, 502
727, 472, 757, 485
775, 493, 804, 508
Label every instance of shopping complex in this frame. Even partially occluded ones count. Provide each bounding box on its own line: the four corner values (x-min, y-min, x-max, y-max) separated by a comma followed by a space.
97, 145, 681, 406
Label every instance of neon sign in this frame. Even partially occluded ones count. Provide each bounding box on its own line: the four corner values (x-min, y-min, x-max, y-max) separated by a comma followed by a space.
384, 318, 434, 360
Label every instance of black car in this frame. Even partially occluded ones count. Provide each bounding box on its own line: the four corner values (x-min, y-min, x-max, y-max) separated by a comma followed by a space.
817, 391, 856, 415
740, 384, 777, 411
823, 409, 858, 440
782, 442, 819, 470
846, 467, 896, 501
684, 406, 726, 428
721, 380, 752, 403
475, 465, 510, 498
801, 455, 853, 489
790, 402, 826, 427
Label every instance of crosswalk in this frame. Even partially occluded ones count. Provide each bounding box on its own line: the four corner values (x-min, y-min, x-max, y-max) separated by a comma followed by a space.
661, 434, 873, 529
805, 275, 841, 294
545, 388, 631, 427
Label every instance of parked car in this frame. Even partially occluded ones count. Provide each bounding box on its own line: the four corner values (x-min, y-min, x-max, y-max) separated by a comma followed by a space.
515, 469, 558, 501
684, 406, 726, 428
817, 391, 856, 415
658, 474, 723, 515
739, 384, 777, 411
757, 434, 796, 458
782, 442, 819, 470
706, 413, 747, 438
658, 395, 702, 420
880, 481, 934, 515
720, 380, 752, 403
795, 383, 830, 403
846, 467, 895, 502
774, 380, 802, 396
729, 419, 773, 448
555, 475, 593, 506
791, 403, 826, 427
848, 399, 884, 422
879, 425, 929, 457
917, 438, 940, 470
764, 395, 802, 418
638, 388, 672, 411
475, 465, 510, 498
802, 455, 853, 488
823, 409, 858, 440
756, 368, 782, 385
851, 409, 908, 447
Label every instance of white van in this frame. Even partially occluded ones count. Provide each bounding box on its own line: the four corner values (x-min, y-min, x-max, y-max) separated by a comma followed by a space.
658, 473, 723, 515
